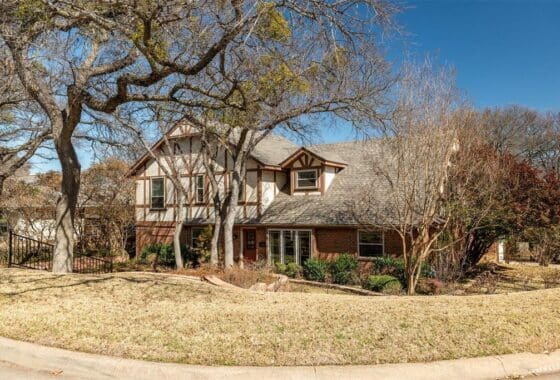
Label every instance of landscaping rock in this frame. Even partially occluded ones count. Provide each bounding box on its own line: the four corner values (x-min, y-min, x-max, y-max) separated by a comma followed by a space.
202, 275, 242, 290
250, 282, 267, 292
263, 275, 290, 292
275, 275, 290, 292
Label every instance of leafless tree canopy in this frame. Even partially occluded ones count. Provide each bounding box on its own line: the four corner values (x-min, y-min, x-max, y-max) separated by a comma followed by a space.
0, 0, 401, 272
353, 60, 468, 294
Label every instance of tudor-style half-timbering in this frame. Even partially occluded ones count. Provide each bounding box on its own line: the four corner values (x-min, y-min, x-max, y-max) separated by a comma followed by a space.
126, 125, 404, 265
127, 124, 303, 228
279, 147, 346, 195
130, 144, 265, 224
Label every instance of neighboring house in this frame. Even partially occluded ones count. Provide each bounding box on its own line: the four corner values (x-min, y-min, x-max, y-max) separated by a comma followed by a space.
128, 123, 404, 265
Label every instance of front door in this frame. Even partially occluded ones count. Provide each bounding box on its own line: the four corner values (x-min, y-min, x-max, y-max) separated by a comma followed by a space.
243, 229, 257, 262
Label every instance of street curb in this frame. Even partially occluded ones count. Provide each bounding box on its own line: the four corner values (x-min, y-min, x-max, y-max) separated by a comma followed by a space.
0, 336, 559, 379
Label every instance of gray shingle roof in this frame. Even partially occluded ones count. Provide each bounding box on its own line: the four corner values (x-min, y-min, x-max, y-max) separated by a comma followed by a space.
184, 138, 392, 227
305, 147, 346, 165
251, 134, 299, 166
259, 140, 391, 226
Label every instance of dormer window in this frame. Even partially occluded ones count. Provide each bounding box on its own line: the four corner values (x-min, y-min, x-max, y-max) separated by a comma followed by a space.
296, 169, 318, 189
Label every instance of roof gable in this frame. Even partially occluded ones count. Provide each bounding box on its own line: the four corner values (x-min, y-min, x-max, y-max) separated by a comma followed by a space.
280, 147, 347, 168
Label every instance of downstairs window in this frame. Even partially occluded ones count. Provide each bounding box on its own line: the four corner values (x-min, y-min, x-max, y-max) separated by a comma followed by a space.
268, 230, 312, 265
358, 230, 384, 258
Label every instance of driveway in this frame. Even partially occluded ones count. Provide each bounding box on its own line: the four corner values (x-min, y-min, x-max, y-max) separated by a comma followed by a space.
1, 337, 559, 380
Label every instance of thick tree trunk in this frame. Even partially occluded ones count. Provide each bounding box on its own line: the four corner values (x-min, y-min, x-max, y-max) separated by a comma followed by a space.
172, 203, 185, 269
223, 170, 241, 268
210, 204, 222, 266
173, 223, 185, 269
52, 137, 81, 273
223, 208, 236, 268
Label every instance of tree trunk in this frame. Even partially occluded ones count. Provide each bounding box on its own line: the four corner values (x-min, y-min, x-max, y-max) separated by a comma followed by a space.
0, 176, 4, 199
223, 171, 241, 268
210, 202, 222, 266
406, 271, 417, 295
173, 223, 185, 269
223, 207, 236, 268
52, 136, 81, 273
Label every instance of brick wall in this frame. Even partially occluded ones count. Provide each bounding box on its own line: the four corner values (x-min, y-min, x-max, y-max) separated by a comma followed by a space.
136, 223, 405, 264
314, 227, 358, 259
135, 222, 175, 257
314, 227, 403, 260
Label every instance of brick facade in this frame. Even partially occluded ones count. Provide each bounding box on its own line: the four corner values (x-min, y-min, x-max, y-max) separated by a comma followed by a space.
135, 223, 404, 264
135, 222, 175, 257
314, 227, 403, 260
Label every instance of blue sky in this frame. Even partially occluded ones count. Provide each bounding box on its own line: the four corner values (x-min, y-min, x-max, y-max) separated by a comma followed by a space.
397, 0, 560, 111
31, 0, 560, 172
324, 0, 560, 143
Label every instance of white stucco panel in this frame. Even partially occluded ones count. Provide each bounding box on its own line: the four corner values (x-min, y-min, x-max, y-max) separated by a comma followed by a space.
324, 166, 337, 191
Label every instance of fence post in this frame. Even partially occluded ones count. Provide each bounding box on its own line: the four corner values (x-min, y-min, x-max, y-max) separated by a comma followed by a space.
7, 230, 12, 268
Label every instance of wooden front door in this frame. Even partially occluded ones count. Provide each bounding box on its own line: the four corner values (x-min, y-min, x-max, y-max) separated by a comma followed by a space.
243, 229, 257, 262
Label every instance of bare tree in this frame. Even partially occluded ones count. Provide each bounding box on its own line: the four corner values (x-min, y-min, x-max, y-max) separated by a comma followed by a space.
79, 158, 135, 259
0, 1, 265, 271
1, 0, 400, 272
481, 106, 560, 176
171, 2, 399, 267
0, 43, 50, 197
353, 60, 467, 294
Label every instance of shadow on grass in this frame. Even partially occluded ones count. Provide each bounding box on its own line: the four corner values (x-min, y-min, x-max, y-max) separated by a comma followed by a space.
0, 270, 214, 298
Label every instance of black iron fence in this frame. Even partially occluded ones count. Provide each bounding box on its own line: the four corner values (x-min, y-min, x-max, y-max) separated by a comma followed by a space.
5, 230, 112, 274
73, 254, 113, 274
8, 231, 53, 271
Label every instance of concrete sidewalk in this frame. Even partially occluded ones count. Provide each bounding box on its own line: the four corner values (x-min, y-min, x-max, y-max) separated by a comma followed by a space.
0, 336, 559, 380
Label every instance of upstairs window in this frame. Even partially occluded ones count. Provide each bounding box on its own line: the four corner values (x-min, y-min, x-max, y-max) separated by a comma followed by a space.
358, 230, 384, 258
295, 169, 318, 189
195, 174, 205, 203
150, 177, 165, 209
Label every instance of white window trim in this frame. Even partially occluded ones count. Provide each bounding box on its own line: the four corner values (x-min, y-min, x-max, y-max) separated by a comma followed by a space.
195, 174, 205, 203
295, 169, 318, 189
150, 177, 166, 209
357, 230, 385, 259
267, 229, 312, 265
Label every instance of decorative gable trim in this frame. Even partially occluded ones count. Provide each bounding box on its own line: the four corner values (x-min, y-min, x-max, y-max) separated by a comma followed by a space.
280, 147, 347, 169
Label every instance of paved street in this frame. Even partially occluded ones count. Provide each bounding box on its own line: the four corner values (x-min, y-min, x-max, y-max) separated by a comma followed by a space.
1, 337, 560, 380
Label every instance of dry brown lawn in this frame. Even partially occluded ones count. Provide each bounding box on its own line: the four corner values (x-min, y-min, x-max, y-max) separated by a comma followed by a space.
0, 268, 559, 366
459, 263, 560, 294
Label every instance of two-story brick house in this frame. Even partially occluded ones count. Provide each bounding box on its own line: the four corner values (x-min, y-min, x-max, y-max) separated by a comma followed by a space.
128, 122, 403, 265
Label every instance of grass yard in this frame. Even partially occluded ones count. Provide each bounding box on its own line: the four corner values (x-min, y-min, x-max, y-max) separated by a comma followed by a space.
0, 268, 559, 366
458, 262, 560, 294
